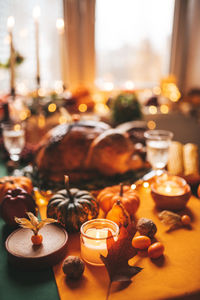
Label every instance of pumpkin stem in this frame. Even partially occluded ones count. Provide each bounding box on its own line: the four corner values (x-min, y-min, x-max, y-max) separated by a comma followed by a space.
119, 183, 123, 197
64, 175, 73, 202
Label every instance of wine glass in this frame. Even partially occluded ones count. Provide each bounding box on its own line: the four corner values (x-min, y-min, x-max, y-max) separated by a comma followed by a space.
144, 130, 173, 176
2, 123, 25, 163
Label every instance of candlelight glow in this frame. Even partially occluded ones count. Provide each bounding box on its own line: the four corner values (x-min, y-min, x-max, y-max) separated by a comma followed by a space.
95, 103, 109, 114
33, 6, 41, 19
38, 88, 46, 97
7, 16, 15, 30
55, 80, 64, 94
38, 114, 45, 128
48, 103, 57, 113
165, 185, 172, 193
149, 105, 157, 114
124, 80, 135, 90
56, 18, 64, 33
103, 82, 114, 91
131, 184, 136, 190
147, 120, 156, 130
153, 86, 161, 95
59, 116, 67, 124
78, 104, 88, 112
143, 182, 149, 188
160, 104, 169, 114
14, 124, 21, 131
19, 111, 28, 121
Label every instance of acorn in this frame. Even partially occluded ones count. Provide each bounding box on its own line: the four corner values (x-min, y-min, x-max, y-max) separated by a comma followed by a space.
136, 218, 157, 238
62, 256, 85, 279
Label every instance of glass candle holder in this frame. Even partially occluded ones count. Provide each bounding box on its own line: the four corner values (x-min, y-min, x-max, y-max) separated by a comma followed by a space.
80, 219, 119, 266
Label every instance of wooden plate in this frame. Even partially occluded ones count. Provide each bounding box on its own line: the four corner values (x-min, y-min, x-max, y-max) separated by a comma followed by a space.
5, 224, 68, 269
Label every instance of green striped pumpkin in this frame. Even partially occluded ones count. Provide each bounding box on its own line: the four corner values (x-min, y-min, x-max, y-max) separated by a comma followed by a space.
47, 176, 98, 232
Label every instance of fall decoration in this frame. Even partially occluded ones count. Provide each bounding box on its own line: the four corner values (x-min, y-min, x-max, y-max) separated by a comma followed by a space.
136, 218, 157, 238
132, 235, 151, 250
198, 184, 200, 198
97, 183, 140, 217
0, 176, 33, 204
15, 212, 57, 245
100, 224, 142, 300
148, 242, 164, 259
109, 92, 142, 126
62, 256, 85, 279
151, 175, 191, 211
181, 214, 191, 225
158, 210, 191, 231
47, 176, 98, 232
0, 188, 36, 226
0, 51, 24, 69
106, 199, 131, 227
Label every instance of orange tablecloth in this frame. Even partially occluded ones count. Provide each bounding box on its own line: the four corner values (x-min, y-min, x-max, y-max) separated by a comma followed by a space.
39, 185, 200, 300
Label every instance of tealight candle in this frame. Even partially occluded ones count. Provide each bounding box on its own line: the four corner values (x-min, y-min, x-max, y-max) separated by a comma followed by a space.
80, 219, 119, 266
151, 173, 191, 210
155, 181, 185, 196
155, 174, 186, 196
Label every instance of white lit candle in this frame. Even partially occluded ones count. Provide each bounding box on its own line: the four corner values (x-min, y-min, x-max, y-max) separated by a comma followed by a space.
80, 219, 119, 266
33, 6, 41, 86
155, 176, 186, 196
56, 18, 65, 84
156, 182, 185, 196
7, 16, 15, 95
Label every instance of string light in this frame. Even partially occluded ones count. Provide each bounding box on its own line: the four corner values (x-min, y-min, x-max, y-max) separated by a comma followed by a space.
14, 124, 21, 131
131, 184, 136, 190
149, 105, 157, 114
160, 104, 169, 114
78, 104, 87, 112
147, 120, 156, 130
153, 86, 161, 95
143, 182, 149, 188
48, 103, 57, 112
59, 116, 67, 124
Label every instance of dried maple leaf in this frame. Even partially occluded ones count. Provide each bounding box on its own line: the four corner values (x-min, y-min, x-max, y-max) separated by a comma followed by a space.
100, 223, 142, 300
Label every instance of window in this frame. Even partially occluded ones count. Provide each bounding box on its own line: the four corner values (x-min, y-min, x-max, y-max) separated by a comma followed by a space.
0, 0, 63, 93
95, 0, 175, 89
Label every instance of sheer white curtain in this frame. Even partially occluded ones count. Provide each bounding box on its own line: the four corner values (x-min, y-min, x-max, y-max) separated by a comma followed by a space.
63, 0, 95, 89
170, 0, 200, 93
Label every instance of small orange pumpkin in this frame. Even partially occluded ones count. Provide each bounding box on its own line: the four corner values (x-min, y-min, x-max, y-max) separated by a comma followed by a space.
0, 176, 33, 204
97, 183, 140, 217
198, 184, 200, 198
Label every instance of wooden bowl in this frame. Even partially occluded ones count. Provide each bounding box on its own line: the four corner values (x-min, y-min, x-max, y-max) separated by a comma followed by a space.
5, 224, 68, 269
151, 182, 191, 211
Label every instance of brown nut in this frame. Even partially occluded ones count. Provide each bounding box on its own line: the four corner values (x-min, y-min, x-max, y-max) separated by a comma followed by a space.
136, 218, 157, 238
62, 256, 85, 279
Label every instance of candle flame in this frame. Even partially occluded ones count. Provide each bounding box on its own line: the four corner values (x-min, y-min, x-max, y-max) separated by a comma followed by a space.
33, 6, 41, 19
7, 16, 15, 30
165, 185, 172, 193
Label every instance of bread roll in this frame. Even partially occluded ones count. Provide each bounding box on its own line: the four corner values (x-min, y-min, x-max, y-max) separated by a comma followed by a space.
168, 141, 184, 175
183, 143, 199, 175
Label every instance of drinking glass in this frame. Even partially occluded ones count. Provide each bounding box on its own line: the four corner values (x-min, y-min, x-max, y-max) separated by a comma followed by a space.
2, 123, 25, 162
144, 130, 173, 174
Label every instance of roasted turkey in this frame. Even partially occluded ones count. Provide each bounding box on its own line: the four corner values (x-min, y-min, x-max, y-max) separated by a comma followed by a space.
35, 120, 148, 183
